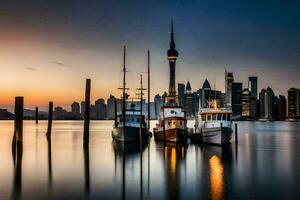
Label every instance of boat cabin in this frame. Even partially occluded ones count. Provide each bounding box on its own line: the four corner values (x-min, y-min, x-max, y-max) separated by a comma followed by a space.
200, 111, 232, 122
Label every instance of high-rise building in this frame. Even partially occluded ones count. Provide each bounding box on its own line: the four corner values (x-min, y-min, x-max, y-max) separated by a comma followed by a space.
250, 97, 258, 119
71, 101, 81, 119
95, 98, 107, 119
154, 94, 162, 119
231, 82, 242, 117
288, 88, 300, 119
177, 83, 185, 107
225, 71, 234, 107
107, 95, 121, 119
242, 88, 250, 117
184, 81, 195, 118
81, 101, 85, 118
201, 79, 211, 108
248, 76, 258, 98
275, 95, 286, 120
259, 87, 275, 120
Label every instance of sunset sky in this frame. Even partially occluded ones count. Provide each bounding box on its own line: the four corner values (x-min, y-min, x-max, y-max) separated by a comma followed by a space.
1, 0, 300, 111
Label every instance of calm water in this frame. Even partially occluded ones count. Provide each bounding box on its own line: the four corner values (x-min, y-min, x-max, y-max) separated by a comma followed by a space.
1, 120, 300, 200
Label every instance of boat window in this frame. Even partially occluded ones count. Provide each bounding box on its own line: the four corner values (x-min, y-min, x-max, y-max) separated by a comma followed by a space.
207, 114, 211, 121
137, 118, 140, 122
222, 114, 226, 120
201, 114, 205, 121
171, 110, 175, 114
180, 121, 182, 125
212, 114, 216, 120
168, 122, 171, 125
217, 114, 222, 120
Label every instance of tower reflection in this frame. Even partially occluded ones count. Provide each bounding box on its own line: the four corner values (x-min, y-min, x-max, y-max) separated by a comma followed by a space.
160, 143, 187, 200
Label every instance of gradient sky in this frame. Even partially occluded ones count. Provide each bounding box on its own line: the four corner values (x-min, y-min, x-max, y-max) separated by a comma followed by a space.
1, 0, 300, 111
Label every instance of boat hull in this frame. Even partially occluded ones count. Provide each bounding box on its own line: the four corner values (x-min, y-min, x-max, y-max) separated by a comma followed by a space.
112, 126, 149, 143
190, 127, 232, 145
153, 128, 188, 143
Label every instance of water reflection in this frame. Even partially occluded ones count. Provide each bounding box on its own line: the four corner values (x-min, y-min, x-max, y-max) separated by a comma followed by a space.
161, 143, 187, 200
83, 145, 90, 196
47, 137, 52, 188
209, 155, 224, 200
1, 121, 299, 200
112, 142, 148, 200
203, 145, 233, 200
12, 137, 23, 199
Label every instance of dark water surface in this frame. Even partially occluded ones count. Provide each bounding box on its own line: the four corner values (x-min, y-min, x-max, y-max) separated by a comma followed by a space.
1, 121, 300, 200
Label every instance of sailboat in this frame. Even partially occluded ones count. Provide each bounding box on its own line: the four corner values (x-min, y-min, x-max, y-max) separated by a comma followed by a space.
153, 21, 188, 143
112, 46, 150, 143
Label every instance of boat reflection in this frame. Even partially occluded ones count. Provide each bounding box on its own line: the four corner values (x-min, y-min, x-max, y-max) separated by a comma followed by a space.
202, 145, 233, 200
112, 141, 149, 200
158, 142, 187, 200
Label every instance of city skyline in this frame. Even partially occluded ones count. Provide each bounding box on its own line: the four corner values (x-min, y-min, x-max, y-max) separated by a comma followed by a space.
1, 1, 300, 111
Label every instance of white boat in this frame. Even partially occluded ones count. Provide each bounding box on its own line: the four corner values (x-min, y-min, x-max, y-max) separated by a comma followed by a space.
191, 99, 233, 145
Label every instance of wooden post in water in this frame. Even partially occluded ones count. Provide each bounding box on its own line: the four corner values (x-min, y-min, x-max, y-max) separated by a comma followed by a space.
83, 79, 91, 146
14, 97, 24, 149
35, 107, 38, 124
46, 102, 53, 138
235, 123, 238, 145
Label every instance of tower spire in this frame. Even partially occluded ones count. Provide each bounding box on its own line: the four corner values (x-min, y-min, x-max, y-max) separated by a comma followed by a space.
170, 19, 175, 49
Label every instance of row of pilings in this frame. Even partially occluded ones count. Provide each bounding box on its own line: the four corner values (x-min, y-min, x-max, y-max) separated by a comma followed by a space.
11, 79, 92, 198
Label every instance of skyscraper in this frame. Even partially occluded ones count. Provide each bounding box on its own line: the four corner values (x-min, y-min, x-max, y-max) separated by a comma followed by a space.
275, 95, 286, 120
165, 21, 179, 106
177, 83, 185, 107
184, 81, 195, 118
95, 98, 107, 119
288, 88, 300, 119
201, 79, 211, 108
225, 70, 234, 108
71, 101, 80, 119
242, 88, 250, 117
154, 94, 162, 119
248, 76, 258, 98
259, 87, 275, 120
231, 82, 242, 117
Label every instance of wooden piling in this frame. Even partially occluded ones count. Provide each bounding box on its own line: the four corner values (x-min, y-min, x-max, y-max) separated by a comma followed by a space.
46, 102, 53, 137
35, 107, 38, 124
83, 79, 91, 146
14, 97, 24, 149
14, 97, 23, 143
235, 123, 238, 145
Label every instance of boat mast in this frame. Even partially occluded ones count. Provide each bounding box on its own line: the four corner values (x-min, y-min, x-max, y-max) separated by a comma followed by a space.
122, 46, 126, 136
147, 49, 150, 130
